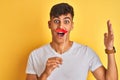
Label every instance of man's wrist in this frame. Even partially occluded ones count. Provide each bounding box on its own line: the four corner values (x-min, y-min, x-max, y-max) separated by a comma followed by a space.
105, 46, 116, 54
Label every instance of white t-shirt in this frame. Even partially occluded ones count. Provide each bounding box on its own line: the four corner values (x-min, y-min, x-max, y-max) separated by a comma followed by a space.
26, 42, 102, 80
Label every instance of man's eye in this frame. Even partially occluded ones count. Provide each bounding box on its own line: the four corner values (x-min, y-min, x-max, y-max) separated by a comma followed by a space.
64, 20, 70, 24
54, 20, 60, 24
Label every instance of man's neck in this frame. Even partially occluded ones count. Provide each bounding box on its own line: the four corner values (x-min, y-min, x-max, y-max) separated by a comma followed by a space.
50, 41, 73, 54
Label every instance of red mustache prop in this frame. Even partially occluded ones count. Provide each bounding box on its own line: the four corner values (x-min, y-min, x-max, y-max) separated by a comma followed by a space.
55, 29, 68, 33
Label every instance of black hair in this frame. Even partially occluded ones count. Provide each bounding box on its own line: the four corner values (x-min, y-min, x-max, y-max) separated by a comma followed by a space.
50, 3, 74, 19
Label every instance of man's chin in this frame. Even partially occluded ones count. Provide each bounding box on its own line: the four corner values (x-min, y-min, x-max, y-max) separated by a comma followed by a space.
54, 38, 66, 44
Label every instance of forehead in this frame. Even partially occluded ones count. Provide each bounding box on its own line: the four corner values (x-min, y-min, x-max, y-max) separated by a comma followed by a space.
51, 13, 73, 20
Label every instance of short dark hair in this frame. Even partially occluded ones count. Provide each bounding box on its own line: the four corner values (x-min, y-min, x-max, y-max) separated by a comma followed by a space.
50, 3, 74, 19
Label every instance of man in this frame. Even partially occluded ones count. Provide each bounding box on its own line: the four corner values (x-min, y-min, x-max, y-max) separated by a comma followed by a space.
26, 3, 118, 80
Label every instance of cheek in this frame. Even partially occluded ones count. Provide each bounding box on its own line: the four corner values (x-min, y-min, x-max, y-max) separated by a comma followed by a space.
66, 25, 73, 31
50, 25, 58, 31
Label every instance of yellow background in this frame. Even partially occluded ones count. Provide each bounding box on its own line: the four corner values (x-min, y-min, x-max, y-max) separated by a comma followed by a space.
0, 0, 120, 80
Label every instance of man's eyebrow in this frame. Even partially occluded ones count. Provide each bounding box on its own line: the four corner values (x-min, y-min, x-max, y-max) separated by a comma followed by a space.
64, 17, 71, 20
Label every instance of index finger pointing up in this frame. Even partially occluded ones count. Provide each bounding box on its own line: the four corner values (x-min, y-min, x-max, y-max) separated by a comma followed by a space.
107, 20, 113, 35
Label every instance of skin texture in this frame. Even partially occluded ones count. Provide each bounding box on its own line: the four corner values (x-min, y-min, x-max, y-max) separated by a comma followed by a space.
26, 14, 118, 80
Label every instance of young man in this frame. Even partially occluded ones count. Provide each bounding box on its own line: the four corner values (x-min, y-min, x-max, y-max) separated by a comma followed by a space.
26, 3, 118, 80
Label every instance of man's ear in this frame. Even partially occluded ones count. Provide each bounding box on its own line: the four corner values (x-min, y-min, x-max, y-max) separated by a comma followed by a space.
48, 21, 51, 29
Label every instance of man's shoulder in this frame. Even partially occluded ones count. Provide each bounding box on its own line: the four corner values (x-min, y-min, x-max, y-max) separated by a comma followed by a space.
29, 43, 50, 56
73, 41, 95, 53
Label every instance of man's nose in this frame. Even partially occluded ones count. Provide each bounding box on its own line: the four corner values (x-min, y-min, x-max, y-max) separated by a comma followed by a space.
59, 22, 64, 29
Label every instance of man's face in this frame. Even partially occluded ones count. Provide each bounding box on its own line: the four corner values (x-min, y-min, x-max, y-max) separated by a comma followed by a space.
48, 13, 73, 43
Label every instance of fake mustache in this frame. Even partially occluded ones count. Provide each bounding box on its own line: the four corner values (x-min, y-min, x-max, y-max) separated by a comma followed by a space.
55, 29, 68, 33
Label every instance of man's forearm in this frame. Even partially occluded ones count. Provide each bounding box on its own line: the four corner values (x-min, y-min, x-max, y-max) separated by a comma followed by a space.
38, 72, 48, 80
106, 54, 118, 80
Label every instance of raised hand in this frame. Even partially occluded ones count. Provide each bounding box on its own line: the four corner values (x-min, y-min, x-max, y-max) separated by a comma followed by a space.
43, 57, 62, 77
104, 20, 114, 50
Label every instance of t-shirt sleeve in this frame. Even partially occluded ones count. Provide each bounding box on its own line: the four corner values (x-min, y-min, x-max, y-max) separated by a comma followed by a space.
26, 51, 36, 74
87, 47, 102, 72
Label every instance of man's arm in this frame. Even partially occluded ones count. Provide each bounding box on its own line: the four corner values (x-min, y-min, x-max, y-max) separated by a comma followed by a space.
92, 20, 118, 80
26, 74, 37, 80
26, 73, 47, 80
93, 54, 118, 80
26, 57, 62, 80
106, 54, 118, 80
